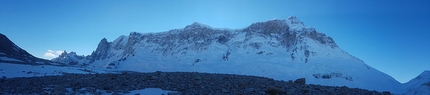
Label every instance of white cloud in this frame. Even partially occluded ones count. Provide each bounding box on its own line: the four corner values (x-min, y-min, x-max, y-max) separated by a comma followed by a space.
43, 50, 64, 59
43, 52, 56, 59
55, 50, 64, 55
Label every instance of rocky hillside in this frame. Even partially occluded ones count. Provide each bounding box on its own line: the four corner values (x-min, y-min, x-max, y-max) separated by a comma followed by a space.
0, 33, 49, 64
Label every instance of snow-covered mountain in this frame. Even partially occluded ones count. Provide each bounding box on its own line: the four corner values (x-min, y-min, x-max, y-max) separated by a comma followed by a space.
0, 33, 49, 64
51, 16, 405, 93
403, 70, 430, 95
51, 51, 90, 65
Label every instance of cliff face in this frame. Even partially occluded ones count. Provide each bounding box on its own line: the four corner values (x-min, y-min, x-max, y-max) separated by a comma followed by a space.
90, 38, 111, 61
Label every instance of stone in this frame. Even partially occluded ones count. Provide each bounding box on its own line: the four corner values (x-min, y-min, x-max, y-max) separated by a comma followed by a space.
266, 86, 282, 95
221, 88, 229, 93
0, 71, 388, 94
167, 92, 180, 95
245, 88, 255, 93
382, 91, 391, 95
112, 92, 121, 95
294, 78, 306, 85
195, 76, 202, 80
51, 85, 67, 95
150, 76, 158, 80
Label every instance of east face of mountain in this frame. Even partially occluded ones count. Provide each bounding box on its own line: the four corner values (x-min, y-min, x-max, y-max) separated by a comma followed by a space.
0, 33, 49, 64
51, 16, 405, 93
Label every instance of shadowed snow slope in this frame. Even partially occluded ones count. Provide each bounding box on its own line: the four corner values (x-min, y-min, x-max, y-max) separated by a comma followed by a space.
51, 16, 405, 93
0, 33, 49, 64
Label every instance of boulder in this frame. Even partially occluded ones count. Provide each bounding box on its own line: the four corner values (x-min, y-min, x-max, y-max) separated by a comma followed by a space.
294, 78, 306, 85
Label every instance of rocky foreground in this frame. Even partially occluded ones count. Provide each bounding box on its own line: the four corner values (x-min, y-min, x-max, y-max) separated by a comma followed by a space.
0, 71, 390, 95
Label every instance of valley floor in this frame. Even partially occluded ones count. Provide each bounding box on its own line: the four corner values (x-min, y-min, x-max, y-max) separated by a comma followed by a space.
0, 71, 388, 95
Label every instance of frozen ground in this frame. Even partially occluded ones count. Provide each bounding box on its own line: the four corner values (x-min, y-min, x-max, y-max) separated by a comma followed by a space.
0, 62, 107, 78
77, 88, 178, 95
119, 88, 177, 95
0, 62, 180, 95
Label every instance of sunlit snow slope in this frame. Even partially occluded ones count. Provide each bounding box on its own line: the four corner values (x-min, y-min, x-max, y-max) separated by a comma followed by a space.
403, 70, 430, 95
52, 16, 405, 93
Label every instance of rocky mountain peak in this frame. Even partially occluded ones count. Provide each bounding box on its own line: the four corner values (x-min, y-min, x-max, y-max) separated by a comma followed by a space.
100, 38, 108, 44
287, 16, 304, 25
59, 50, 67, 57
245, 19, 290, 34
90, 38, 111, 60
185, 22, 212, 30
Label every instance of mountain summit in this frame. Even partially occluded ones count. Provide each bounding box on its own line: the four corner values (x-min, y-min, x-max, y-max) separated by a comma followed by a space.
287, 16, 304, 25
51, 16, 405, 93
185, 22, 212, 30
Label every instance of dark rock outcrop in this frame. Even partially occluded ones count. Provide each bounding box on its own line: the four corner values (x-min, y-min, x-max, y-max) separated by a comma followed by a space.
90, 38, 110, 61
294, 78, 306, 85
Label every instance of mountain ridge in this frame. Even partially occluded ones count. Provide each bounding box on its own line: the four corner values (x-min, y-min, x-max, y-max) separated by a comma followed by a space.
0, 33, 49, 64
0, 16, 428, 94
404, 70, 430, 94
51, 16, 404, 93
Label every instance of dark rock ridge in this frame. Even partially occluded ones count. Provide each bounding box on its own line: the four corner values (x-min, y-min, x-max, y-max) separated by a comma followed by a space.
90, 38, 110, 61
0, 33, 49, 64
0, 72, 388, 95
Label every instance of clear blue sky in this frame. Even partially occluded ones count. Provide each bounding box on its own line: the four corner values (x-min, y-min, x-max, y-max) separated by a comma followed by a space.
0, 0, 429, 83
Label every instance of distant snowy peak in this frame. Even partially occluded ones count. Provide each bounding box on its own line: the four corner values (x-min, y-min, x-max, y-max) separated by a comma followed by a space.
51, 51, 88, 65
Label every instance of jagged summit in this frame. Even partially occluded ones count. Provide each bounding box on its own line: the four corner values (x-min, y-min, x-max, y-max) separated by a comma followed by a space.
51, 51, 87, 65
287, 15, 298, 20
287, 15, 304, 25
185, 22, 212, 30
90, 38, 110, 61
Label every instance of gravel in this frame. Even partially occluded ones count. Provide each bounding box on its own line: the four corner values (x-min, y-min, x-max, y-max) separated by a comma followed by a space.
0, 71, 388, 95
